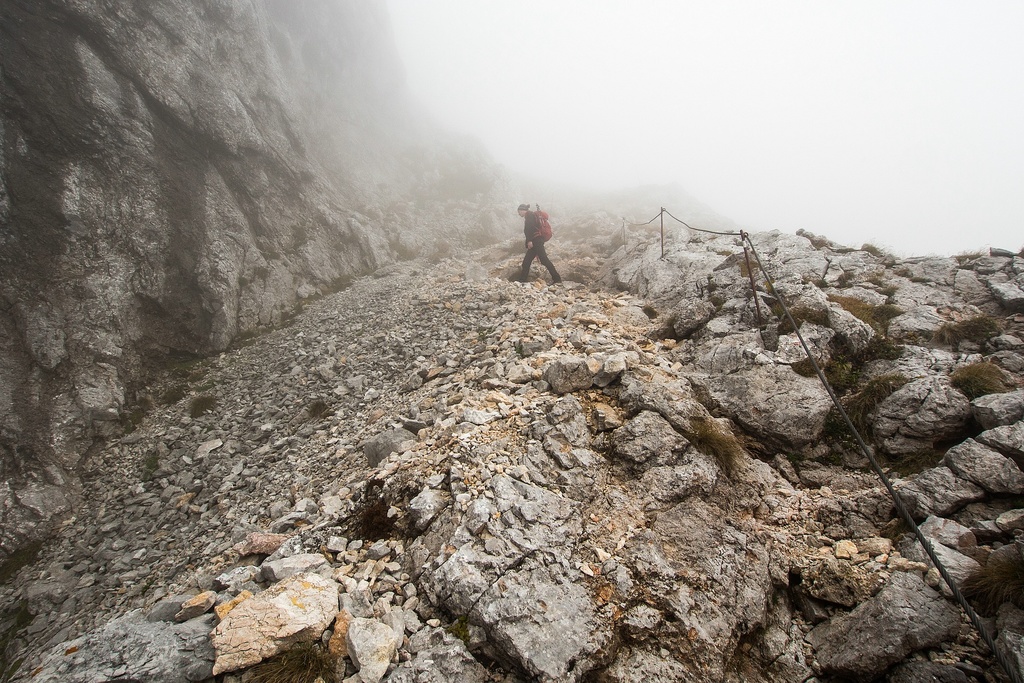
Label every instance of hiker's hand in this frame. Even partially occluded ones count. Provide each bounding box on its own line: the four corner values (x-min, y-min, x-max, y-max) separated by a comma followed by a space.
526, 241, 533, 249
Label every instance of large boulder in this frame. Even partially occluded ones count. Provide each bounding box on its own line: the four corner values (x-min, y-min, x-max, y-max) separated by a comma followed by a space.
873, 377, 972, 455
28, 610, 216, 683
807, 571, 960, 679
210, 572, 339, 675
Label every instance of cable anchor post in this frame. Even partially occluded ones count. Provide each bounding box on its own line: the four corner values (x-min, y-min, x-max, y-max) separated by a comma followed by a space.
660, 207, 665, 259
741, 232, 764, 330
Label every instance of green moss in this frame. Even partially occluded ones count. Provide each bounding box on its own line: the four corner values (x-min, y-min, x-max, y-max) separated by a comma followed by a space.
305, 399, 331, 422
0, 601, 32, 682
950, 362, 1011, 399
955, 250, 987, 265
883, 450, 944, 478
773, 304, 831, 334
141, 452, 160, 482
447, 616, 471, 645
160, 383, 188, 405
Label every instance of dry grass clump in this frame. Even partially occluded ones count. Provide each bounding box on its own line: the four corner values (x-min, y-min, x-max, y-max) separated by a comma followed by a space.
189, 394, 217, 418
306, 398, 331, 421
686, 416, 744, 476
772, 304, 831, 335
860, 243, 888, 257
950, 362, 1011, 400
845, 373, 908, 430
247, 643, 337, 683
933, 315, 1002, 349
963, 547, 1024, 616
828, 295, 903, 335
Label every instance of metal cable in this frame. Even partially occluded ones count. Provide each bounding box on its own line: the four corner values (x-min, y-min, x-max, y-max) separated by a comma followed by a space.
626, 212, 663, 227
741, 231, 1022, 683
663, 208, 742, 236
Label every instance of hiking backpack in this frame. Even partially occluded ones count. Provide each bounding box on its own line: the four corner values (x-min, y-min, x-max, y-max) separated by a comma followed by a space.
534, 205, 553, 242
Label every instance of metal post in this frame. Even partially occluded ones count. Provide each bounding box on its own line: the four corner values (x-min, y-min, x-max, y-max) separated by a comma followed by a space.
742, 234, 763, 329
660, 207, 665, 259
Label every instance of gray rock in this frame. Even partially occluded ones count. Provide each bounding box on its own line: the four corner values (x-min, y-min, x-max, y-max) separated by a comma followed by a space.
470, 563, 610, 681
364, 428, 418, 468
874, 377, 972, 454
696, 365, 833, 448
543, 355, 598, 394
260, 553, 328, 582
942, 438, 1024, 494
887, 660, 970, 683
976, 421, 1024, 459
29, 610, 215, 683
668, 298, 716, 339
408, 488, 449, 531
888, 306, 945, 340
895, 466, 986, 520
919, 515, 977, 551
347, 617, 398, 683
989, 280, 1024, 312
386, 627, 490, 683
797, 556, 883, 608
807, 571, 960, 679
610, 411, 691, 470
971, 389, 1024, 430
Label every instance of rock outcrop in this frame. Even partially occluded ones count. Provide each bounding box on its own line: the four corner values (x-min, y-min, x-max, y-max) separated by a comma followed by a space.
3, 219, 1022, 681
0, 0, 514, 560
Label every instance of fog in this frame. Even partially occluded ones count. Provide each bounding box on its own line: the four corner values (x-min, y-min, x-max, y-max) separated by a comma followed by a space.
387, 0, 1023, 257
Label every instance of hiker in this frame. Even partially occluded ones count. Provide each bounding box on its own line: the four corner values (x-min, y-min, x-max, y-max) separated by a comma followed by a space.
517, 203, 561, 284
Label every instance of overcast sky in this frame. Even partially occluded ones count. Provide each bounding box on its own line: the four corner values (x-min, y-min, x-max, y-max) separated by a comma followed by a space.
386, 1, 1023, 257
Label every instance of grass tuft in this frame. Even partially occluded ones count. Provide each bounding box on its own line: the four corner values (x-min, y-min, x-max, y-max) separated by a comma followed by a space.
828, 295, 904, 335
685, 416, 744, 476
306, 399, 331, 422
247, 642, 337, 683
933, 315, 1002, 349
773, 304, 831, 335
950, 362, 1011, 400
964, 547, 1024, 616
845, 373, 908, 431
189, 394, 217, 418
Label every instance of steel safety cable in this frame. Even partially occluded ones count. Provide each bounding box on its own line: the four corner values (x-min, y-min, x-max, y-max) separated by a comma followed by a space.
663, 208, 743, 236
626, 211, 664, 227
740, 231, 1023, 683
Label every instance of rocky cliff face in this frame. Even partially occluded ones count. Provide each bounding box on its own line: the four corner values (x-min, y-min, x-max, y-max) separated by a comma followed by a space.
0, 0, 514, 561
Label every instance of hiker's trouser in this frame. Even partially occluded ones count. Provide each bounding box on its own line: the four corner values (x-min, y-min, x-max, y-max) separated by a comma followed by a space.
520, 242, 561, 283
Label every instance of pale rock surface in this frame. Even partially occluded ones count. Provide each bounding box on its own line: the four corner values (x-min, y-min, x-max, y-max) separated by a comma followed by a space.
807, 571, 961, 679
210, 572, 339, 674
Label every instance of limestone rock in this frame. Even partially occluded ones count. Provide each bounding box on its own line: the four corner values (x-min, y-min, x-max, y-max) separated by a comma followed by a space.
874, 377, 972, 454
895, 466, 986, 520
942, 438, 1024, 494
210, 572, 339, 675
971, 389, 1024, 430
807, 571, 960, 679
29, 610, 215, 683
346, 617, 398, 683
